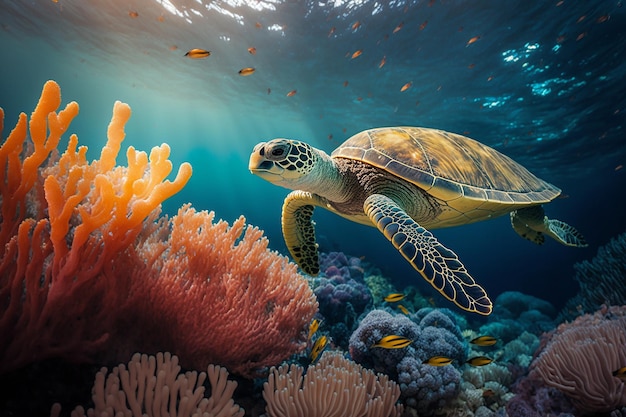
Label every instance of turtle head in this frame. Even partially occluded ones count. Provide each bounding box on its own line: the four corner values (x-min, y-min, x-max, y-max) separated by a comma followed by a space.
249, 139, 317, 188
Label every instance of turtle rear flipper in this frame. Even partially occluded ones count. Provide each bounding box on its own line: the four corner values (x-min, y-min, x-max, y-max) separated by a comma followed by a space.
511, 206, 587, 247
545, 219, 587, 247
364, 194, 493, 315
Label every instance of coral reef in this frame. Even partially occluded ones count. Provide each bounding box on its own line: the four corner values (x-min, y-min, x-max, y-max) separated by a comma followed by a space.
559, 230, 626, 321
530, 305, 626, 414
263, 350, 403, 417
129, 205, 319, 378
478, 291, 556, 343
54, 352, 244, 417
349, 309, 467, 416
309, 251, 373, 348
0, 80, 191, 373
0, 81, 318, 379
506, 370, 576, 417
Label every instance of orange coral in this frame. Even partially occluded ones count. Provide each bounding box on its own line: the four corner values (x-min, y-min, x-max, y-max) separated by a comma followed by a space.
0, 80, 192, 373
0, 80, 317, 378
129, 205, 319, 378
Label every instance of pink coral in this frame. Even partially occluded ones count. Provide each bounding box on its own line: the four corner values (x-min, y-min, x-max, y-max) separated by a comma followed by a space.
128, 205, 319, 378
530, 305, 626, 413
0, 80, 191, 373
0, 81, 318, 378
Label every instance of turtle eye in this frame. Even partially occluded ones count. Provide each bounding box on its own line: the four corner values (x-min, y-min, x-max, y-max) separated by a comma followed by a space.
271, 148, 285, 157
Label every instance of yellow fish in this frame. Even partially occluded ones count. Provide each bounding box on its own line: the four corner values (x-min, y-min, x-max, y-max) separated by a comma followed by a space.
310, 335, 328, 361
467, 356, 493, 367
423, 356, 453, 366
470, 336, 497, 347
308, 319, 320, 340
397, 304, 410, 315
371, 335, 412, 349
185, 49, 211, 59
238, 67, 256, 76
384, 293, 405, 303
613, 366, 626, 381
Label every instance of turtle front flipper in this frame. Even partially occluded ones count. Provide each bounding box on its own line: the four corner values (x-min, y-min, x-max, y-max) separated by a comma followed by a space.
511, 206, 587, 248
364, 194, 493, 315
282, 190, 328, 275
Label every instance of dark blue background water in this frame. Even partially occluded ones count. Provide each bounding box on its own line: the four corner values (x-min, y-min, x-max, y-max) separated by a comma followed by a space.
1, 0, 625, 313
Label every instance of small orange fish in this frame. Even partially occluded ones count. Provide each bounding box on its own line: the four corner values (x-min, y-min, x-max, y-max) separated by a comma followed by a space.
577, 15, 586, 23
128, 10, 139, 18
419, 20, 428, 30
424, 356, 453, 366
379, 56, 386, 68
308, 318, 321, 340
613, 366, 626, 381
470, 335, 497, 346
238, 67, 255, 76
343, 80, 349, 87
310, 335, 328, 361
397, 304, 410, 315
615, 164, 623, 171
393, 22, 404, 33
255, 22, 262, 29
556, 0, 564, 6
400, 82, 412, 92
467, 356, 493, 367
286, 90, 297, 97
185, 49, 211, 59
352, 21, 361, 31
384, 293, 405, 302
169, 45, 178, 51
351, 49, 363, 59
371, 335, 412, 349
328, 26, 336, 37
247, 47, 257, 55
466, 36, 480, 46
596, 14, 610, 23
576, 32, 587, 41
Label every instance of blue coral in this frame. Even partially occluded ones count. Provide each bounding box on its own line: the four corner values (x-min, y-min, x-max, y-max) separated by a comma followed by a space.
397, 356, 461, 413
349, 308, 467, 415
310, 252, 373, 348
479, 291, 556, 342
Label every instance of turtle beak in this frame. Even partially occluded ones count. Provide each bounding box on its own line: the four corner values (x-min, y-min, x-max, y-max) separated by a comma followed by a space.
249, 142, 278, 176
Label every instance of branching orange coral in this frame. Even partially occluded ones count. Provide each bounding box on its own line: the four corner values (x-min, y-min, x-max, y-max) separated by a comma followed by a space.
1, 80, 317, 380
0, 80, 192, 373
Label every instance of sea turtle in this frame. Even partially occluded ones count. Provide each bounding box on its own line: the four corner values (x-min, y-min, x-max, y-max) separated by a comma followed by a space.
249, 127, 587, 315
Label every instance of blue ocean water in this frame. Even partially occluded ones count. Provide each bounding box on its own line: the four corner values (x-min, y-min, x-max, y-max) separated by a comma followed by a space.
1, 0, 625, 312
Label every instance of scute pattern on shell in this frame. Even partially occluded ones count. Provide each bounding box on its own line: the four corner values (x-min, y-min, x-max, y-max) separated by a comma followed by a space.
332, 127, 560, 205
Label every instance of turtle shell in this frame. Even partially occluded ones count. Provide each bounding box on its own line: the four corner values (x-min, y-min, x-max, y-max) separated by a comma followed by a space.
331, 127, 560, 225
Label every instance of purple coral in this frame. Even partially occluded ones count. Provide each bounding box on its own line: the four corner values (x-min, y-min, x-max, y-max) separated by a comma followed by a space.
397, 356, 460, 413
349, 308, 467, 415
530, 305, 626, 414
311, 252, 373, 348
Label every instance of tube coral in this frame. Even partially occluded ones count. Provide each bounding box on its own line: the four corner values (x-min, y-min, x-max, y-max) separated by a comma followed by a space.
57, 352, 244, 417
263, 351, 403, 417
531, 306, 626, 414
0, 80, 192, 373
